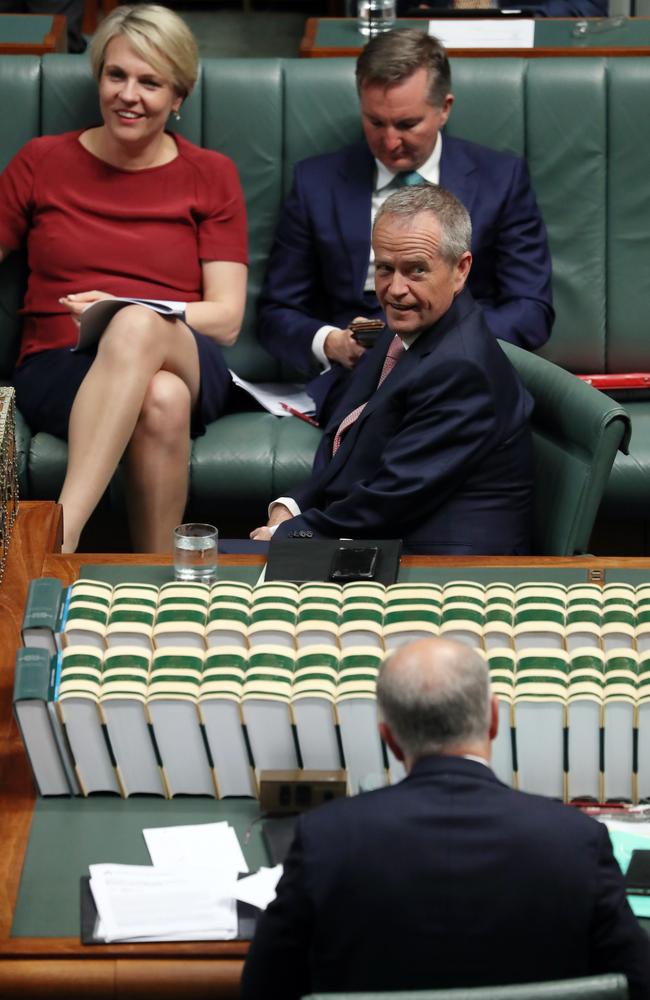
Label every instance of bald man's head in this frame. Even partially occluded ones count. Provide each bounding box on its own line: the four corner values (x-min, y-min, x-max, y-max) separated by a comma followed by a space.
376, 638, 494, 765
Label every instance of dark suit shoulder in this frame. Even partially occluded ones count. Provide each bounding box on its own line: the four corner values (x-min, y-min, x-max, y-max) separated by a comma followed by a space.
299, 759, 606, 854
293, 140, 370, 180
418, 290, 519, 375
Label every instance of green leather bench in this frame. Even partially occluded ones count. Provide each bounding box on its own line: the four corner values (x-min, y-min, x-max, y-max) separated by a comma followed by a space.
0, 55, 647, 547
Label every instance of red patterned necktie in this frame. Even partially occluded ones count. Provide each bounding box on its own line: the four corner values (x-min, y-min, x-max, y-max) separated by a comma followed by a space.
332, 335, 405, 455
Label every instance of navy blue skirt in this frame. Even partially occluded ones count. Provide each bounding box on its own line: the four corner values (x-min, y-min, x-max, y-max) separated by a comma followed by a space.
13, 328, 236, 440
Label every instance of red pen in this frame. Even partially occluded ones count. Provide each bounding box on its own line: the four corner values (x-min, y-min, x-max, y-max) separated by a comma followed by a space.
280, 402, 320, 428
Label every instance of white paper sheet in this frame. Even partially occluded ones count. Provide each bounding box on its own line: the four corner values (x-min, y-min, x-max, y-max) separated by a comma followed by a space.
428, 19, 535, 49
229, 371, 315, 417
75, 297, 186, 351
234, 865, 284, 910
89, 863, 238, 942
143, 820, 249, 876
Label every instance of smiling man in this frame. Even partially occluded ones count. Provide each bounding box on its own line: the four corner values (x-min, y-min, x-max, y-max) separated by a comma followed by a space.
251, 185, 534, 555
257, 30, 553, 422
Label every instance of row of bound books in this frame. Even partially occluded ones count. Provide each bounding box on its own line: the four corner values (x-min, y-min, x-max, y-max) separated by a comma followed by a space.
13, 633, 650, 803
14, 640, 402, 799
21, 578, 650, 656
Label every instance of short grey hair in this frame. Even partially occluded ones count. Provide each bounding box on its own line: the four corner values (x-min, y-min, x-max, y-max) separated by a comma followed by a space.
374, 184, 472, 265
376, 639, 491, 760
356, 29, 451, 109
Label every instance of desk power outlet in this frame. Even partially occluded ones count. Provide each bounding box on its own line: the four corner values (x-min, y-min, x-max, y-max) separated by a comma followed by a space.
259, 769, 347, 814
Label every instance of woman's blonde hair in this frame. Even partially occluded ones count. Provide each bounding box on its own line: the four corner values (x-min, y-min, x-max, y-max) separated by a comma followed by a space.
90, 4, 198, 99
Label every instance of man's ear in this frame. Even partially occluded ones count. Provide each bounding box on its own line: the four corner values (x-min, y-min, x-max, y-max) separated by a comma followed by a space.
379, 721, 405, 762
452, 251, 472, 294
488, 694, 499, 742
439, 93, 454, 127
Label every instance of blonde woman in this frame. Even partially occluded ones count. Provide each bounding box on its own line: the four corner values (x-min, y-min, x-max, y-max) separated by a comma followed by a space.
0, 5, 247, 552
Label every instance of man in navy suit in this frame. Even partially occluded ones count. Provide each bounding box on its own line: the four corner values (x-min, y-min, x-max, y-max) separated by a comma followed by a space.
241, 638, 650, 999
251, 185, 533, 554
258, 29, 553, 419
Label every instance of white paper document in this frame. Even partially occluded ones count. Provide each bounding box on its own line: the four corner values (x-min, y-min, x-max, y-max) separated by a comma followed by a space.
229, 371, 316, 417
428, 18, 535, 49
74, 297, 186, 352
89, 820, 252, 942
89, 863, 238, 942
143, 820, 249, 876
234, 865, 284, 910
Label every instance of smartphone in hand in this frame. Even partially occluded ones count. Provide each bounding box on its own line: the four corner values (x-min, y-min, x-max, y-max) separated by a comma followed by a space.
349, 318, 385, 348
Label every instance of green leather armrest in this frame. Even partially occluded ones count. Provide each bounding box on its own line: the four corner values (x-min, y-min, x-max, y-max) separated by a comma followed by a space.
303, 971, 629, 999
500, 342, 631, 556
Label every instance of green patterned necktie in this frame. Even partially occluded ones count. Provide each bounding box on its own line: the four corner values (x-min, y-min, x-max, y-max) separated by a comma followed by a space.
394, 171, 427, 187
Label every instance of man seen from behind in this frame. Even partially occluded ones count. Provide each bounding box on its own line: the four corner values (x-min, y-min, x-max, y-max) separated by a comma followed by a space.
241, 638, 650, 999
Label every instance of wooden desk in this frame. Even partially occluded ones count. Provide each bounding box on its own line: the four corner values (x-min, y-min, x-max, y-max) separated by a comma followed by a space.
2, 534, 650, 996
0, 13, 66, 55
300, 16, 650, 57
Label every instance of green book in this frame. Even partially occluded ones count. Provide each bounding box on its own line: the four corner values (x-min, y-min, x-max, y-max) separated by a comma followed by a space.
13, 647, 78, 795
21, 577, 64, 656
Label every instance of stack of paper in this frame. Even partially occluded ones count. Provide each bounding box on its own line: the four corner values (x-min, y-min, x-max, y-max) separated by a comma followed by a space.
88, 821, 282, 942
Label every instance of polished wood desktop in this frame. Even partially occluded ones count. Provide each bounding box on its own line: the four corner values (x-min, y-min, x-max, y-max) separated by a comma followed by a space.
0, 14, 66, 55
300, 16, 650, 57
1, 501, 649, 997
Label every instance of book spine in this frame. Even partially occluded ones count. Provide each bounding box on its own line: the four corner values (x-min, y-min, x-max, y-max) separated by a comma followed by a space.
46, 699, 80, 795
46, 646, 79, 792
239, 705, 259, 796
145, 705, 172, 799
13, 646, 51, 701
97, 703, 127, 798
13, 647, 77, 795
198, 718, 220, 798
54, 701, 88, 797
21, 577, 63, 649
57, 585, 73, 635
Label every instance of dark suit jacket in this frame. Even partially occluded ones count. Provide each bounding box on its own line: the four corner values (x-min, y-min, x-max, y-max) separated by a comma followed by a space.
241, 756, 650, 1000
258, 134, 554, 378
273, 288, 533, 555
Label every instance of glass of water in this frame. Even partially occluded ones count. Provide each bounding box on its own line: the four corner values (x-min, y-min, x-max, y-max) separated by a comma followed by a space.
173, 523, 218, 583
357, 0, 395, 36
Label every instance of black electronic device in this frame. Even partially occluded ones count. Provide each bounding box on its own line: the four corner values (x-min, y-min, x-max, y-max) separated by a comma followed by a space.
330, 545, 379, 582
349, 318, 385, 348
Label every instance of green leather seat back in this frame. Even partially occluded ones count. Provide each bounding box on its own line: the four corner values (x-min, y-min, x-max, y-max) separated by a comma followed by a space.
283, 58, 361, 192
448, 58, 526, 153
527, 59, 607, 374
202, 58, 284, 381
0, 55, 40, 378
0, 55, 40, 168
607, 58, 650, 372
303, 972, 629, 999
452, 58, 608, 375
500, 341, 630, 555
